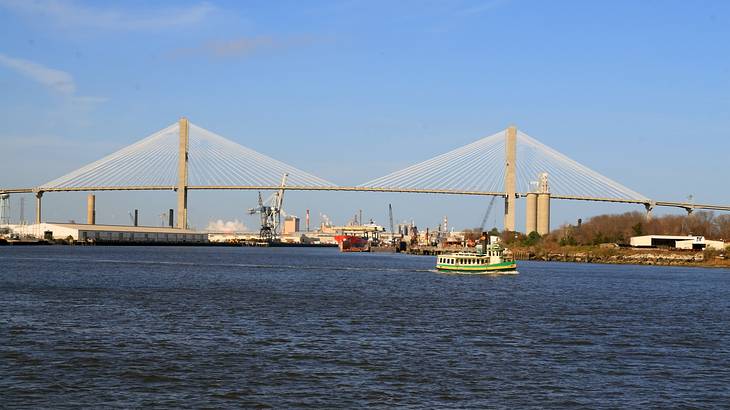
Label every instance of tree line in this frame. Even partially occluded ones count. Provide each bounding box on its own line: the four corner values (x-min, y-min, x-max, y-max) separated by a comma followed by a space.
552, 211, 730, 246
464, 211, 730, 247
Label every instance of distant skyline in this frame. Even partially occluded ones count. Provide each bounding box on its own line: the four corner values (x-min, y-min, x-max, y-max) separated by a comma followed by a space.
1, 0, 729, 231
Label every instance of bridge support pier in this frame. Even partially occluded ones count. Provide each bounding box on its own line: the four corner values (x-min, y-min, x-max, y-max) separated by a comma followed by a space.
644, 202, 654, 221
87, 194, 96, 225
34, 191, 43, 224
177, 117, 189, 230
0, 193, 9, 225
503, 126, 517, 231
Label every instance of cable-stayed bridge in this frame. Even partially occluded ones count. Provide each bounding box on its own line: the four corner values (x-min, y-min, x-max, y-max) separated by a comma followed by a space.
1, 118, 728, 232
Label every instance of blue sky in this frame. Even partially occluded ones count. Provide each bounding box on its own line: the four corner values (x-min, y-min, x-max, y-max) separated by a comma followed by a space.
1, 0, 729, 231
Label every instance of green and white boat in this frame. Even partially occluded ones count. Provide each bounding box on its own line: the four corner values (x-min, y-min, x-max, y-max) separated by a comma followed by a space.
436, 239, 517, 274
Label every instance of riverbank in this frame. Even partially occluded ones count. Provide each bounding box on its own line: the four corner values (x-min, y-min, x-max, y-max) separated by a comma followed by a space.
0, 237, 337, 248
509, 245, 730, 268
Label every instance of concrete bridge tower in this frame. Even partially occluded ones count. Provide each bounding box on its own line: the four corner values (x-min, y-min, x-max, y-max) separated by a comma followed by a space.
177, 117, 189, 229
503, 126, 517, 231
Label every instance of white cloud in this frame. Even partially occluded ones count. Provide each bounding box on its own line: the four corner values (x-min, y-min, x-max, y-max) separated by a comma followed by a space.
205, 219, 248, 233
0, 52, 106, 110
0, 0, 215, 30
0, 53, 75, 94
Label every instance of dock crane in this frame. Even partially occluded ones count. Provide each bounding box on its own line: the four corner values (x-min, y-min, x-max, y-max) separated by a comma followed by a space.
249, 173, 288, 241
479, 196, 498, 234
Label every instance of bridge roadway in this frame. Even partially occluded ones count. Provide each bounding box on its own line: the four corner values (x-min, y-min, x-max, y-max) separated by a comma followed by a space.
1, 185, 729, 213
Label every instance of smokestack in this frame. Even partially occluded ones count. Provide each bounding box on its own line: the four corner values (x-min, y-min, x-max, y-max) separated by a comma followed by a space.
87, 194, 96, 225
306, 209, 310, 232
134, 209, 139, 227
168, 209, 174, 227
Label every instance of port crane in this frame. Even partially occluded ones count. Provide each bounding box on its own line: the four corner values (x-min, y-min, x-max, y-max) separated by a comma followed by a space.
248, 173, 288, 241
479, 196, 498, 233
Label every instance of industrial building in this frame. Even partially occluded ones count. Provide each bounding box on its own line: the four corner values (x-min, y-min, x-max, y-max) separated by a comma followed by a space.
283, 216, 300, 235
630, 235, 726, 251
7, 223, 208, 244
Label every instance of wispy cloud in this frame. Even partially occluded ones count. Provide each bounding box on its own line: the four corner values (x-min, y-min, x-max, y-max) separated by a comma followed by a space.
0, 53, 75, 94
0, 52, 106, 108
0, 0, 215, 30
169, 36, 315, 60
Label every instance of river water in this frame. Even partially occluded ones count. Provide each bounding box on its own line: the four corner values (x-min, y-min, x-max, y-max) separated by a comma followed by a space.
1, 246, 729, 408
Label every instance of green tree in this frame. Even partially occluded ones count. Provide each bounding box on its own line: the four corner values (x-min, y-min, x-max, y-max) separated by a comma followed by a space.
522, 231, 541, 246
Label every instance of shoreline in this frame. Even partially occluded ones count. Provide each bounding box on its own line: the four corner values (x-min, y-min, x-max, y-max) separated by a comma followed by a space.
508, 245, 730, 269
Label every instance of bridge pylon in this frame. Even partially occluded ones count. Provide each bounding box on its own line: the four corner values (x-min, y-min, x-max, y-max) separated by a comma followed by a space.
177, 117, 189, 229
503, 125, 517, 231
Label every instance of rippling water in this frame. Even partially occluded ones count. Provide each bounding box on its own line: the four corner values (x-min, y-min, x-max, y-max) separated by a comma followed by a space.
1, 246, 729, 408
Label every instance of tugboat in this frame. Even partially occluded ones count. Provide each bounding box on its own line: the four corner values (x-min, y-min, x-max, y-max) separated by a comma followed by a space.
436, 235, 517, 274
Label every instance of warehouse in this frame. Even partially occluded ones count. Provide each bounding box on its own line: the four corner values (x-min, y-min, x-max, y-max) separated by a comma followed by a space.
9, 223, 208, 244
629, 235, 725, 251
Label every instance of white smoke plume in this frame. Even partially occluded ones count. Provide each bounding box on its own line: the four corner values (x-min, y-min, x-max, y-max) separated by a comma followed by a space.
205, 219, 247, 233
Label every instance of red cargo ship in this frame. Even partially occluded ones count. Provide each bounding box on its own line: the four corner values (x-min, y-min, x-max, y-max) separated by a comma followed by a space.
334, 235, 370, 252
333, 224, 385, 252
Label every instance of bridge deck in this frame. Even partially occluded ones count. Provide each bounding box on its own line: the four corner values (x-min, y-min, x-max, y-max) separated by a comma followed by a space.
1, 185, 728, 212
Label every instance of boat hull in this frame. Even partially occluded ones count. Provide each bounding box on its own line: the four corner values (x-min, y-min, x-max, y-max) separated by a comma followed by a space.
436, 261, 517, 274
334, 235, 370, 252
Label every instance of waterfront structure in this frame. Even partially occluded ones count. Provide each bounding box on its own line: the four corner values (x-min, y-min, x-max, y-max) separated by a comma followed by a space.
9, 223, 207, 243
630, 235, 726, 251
0, 193, 9, 225
283, 216, 300, 235
525, 172, 551, 235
